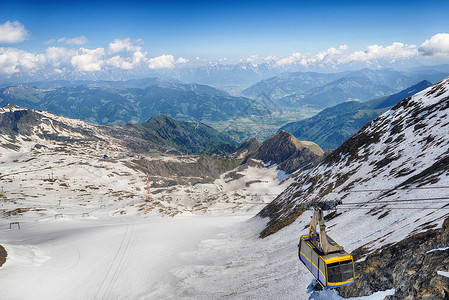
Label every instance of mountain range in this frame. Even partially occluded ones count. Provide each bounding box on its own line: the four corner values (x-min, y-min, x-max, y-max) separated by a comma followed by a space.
242, 68, 448, 109
0, 82, 269, 125
280, 80, 433, 150
0, 104, 236, 156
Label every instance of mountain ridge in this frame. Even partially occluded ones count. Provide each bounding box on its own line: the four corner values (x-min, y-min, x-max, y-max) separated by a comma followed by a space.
243, 130, 325, 174
0, 104, 237, 155
0, 83, 269, 125
280, 80, 433, 150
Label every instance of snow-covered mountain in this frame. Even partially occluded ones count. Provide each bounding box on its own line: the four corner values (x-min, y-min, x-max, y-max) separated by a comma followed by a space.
0, 103, 294, 219
2, 77, 449, 299
256, 77, 449, 298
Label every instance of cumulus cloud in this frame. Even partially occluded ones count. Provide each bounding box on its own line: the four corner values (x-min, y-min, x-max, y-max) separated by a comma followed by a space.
275, 52, 303, 66
148, 54, 188, 69
106, 50, 147, 70
419, 33, 449, 57
273, 43, 418, 67
176, 57, 189, 64
148, 55, 175, 69
108, 38, 143, 53
338, 43, 418, 64
46, 47, 76, 67
71, 48, 105, 72
104, 38, 148, 69
0, 21, 30, 44
0, 47, 45, 75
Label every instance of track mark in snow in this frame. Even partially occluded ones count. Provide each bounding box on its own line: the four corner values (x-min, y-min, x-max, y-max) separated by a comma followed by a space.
94, 221, 140, 300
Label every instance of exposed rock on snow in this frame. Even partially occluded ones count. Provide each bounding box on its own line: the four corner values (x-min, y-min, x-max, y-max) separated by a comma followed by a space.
230, 137, 260, 159
244, 130, 326, 174
338, 217, 449, 299
0, 244, 6, 268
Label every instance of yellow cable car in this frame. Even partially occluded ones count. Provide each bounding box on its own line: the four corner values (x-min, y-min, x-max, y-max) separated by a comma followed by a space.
298, 204, 354, 288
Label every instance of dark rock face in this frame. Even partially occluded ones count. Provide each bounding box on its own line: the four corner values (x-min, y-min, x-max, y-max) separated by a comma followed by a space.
0, 244, 6, 268
245, 130, 325, 174
338, 217, 449, 299
131, 155, 243, 188
230, 137, 260, 159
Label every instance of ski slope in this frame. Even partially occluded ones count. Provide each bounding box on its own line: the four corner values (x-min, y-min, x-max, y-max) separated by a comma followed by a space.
0, 211, 394, 300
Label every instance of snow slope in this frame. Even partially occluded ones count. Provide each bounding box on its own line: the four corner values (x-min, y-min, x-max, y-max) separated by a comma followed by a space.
259, 76, 449, 247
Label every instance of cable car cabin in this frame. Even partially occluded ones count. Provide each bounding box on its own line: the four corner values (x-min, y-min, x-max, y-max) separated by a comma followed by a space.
299, 234, 354, 288
298, 203, 354, 288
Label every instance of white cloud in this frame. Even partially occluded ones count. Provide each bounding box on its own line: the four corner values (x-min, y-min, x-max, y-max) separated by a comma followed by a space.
338, 43, 418, 64
57, 36, 88, 45
148, 54, 188, 69
45, 47, 76, 67
0, 21, 30, 44
107, 55, 133, 70
419, 33, 449, 57
148, 55, 175, 69
71, 48, 105, 72
273, 43, 418, 67
275, 52, 302, 66
0, 47, 45, 75
176, 57, 189, 64
108, 38, 143, 53
106, 50, 147, 70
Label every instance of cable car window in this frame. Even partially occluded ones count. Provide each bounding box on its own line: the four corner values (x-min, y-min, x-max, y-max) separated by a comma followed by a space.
327, 260, 353, 283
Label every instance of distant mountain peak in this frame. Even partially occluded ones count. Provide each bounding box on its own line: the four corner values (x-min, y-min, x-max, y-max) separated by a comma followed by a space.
0, 102, 25, 112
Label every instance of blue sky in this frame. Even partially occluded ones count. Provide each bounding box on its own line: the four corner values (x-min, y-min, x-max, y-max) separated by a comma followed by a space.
0, 0, 449, 76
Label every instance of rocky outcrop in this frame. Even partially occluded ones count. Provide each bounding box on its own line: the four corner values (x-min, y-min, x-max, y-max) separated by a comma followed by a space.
0, 244, 6, 267
129, 155, 243, 188
244, 130, 325, 174
230, 137, 260, 159
338, 217, 449, 299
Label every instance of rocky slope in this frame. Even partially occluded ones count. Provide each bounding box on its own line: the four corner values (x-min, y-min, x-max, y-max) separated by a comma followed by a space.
229, 137, 260, 159
0, 104, 236, 155
338, 217, 449, 299
256, 77, 449, 298
243, 130, 326, 174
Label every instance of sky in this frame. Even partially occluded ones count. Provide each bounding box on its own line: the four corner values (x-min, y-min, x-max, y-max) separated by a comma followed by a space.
0, 0, 449, 77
